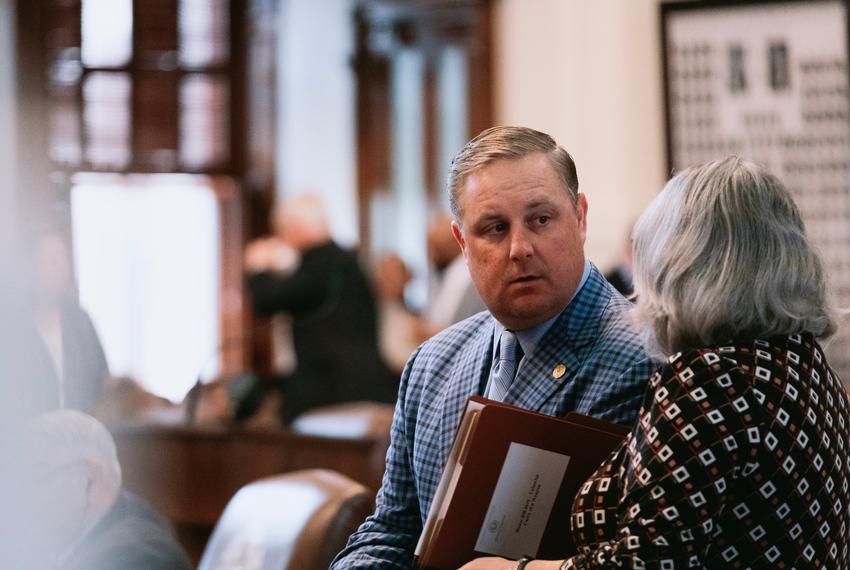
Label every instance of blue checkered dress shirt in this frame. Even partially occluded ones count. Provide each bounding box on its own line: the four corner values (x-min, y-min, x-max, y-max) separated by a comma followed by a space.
331, 264, 658, 569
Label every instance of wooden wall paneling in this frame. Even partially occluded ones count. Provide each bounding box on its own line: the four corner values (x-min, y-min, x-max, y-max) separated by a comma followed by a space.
354, 6, 392, 254
15, 0, 53, 228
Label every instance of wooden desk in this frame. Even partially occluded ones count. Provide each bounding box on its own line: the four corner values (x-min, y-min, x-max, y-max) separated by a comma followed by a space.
111, 422, 389, 561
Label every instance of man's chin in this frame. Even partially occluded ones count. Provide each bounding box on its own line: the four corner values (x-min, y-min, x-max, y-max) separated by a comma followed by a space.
495, 303, 562, 331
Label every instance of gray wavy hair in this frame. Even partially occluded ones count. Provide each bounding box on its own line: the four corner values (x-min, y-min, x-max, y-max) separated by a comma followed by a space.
631, 156, 835, 357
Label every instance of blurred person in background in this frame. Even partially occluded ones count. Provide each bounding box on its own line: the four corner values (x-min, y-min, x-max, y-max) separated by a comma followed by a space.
461, 157, 850, 569
419, 211, 486, 338
19, 410, 192, 570
373, 254, 421, 377
1, 226, 109, 420
243, 194, 396, 423
31, 228, 109, 414
603, 225, 634, 297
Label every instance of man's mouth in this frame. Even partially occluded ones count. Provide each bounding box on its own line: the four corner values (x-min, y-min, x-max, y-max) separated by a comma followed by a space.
510, 275, 540, 284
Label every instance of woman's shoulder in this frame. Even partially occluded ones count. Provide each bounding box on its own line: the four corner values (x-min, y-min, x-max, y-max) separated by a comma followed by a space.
663, 334, 815, 368
659, 345, 743, 375
656, 333, 836, 398
651, 342, 762, 399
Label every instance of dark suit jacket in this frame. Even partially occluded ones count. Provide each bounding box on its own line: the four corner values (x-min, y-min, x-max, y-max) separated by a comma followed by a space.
604, 265, 634, 297
57, 300, 110, 412
61, 491, 192, 570
247, 241, 396, 420
2, 298, 108, 419
41, 299, 109, 413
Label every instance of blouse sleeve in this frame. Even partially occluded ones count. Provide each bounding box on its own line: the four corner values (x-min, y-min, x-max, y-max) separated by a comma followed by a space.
563, 349, 763, 568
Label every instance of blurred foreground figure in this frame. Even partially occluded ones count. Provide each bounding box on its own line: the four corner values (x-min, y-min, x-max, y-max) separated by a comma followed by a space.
244, 194, 396, 422
25, 229, 109, 415
20, 410, 192, 570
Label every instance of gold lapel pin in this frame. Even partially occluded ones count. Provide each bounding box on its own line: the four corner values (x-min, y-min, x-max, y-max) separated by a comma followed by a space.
552, 363, 567, 379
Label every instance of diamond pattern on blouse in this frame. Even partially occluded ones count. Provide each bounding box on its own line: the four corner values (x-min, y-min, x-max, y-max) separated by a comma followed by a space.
564, 333, 850, 569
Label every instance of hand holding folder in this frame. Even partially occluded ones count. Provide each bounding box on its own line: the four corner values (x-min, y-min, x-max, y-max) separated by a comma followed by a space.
415, 397, 630, 570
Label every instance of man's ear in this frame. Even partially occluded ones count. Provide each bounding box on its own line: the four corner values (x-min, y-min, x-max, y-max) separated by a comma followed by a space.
84, 458, 116, 512
84, 459, 101, 504
575, 193, 588, 244
451, 221, 467, 258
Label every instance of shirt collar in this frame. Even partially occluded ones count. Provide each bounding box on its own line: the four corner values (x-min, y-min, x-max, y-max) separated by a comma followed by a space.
492, 259, 592, 359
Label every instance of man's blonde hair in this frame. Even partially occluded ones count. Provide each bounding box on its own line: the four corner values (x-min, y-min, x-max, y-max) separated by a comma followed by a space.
446, 126, 579, 221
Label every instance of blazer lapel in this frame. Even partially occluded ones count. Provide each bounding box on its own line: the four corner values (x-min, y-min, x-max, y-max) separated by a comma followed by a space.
504, 265, 612, 413
435, 316, 495, 470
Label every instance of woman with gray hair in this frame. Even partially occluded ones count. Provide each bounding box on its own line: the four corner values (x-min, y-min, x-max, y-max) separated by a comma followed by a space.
461, 157, 850, 569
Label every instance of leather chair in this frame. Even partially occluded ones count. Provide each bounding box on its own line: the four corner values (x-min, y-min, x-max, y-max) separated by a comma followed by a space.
198, 469, 373, 570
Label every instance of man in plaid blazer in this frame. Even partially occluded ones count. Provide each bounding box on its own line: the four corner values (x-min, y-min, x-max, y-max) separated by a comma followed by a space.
332, 127, 656, 569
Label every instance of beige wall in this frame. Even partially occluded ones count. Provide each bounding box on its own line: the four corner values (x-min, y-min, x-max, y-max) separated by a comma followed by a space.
494, 0, 667, 270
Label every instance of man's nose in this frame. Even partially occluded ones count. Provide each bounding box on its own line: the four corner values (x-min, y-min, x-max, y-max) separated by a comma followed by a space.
509, 228, 534, 260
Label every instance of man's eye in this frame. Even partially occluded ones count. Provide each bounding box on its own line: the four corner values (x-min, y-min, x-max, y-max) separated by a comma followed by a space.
491, 223, 507, 233
536, 216, 550, 225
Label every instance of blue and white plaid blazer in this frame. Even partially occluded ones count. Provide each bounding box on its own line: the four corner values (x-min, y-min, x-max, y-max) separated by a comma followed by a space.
332, 264, 657, 569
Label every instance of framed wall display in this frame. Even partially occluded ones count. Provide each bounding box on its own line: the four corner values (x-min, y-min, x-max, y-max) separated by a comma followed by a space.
661, 0, 850, 383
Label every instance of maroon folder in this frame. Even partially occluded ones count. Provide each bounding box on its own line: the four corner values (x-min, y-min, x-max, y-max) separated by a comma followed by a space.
415, 397, 630, 570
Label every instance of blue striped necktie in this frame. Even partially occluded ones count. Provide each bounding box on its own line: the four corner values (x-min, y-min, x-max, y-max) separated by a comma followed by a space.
491, 330, 519, 402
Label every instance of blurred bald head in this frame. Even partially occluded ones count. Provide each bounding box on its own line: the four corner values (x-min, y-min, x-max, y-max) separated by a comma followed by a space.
26, 410, 121, 482
427, 211, 460, 271
272, 193, 332, 252
24, 410, 122, 553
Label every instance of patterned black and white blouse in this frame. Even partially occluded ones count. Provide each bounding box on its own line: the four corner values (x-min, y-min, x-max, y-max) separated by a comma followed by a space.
564, 333, 850, 568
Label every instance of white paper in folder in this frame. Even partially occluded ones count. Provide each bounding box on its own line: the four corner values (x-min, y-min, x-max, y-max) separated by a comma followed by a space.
474, 443, 570, 559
